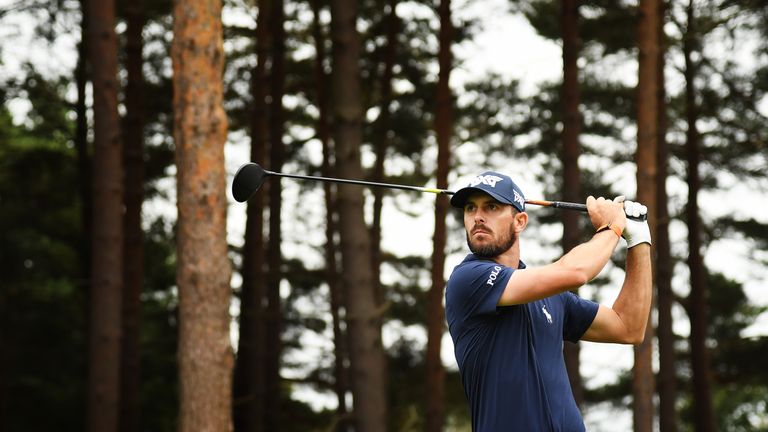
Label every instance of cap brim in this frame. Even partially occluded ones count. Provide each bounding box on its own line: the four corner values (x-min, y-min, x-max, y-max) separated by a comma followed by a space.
449, 187, 514, 209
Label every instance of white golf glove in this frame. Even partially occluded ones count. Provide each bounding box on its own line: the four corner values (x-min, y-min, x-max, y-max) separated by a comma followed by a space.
614, 196, 651, 248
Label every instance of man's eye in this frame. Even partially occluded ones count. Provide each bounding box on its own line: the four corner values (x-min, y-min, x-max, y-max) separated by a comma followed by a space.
488, 204, 498, 210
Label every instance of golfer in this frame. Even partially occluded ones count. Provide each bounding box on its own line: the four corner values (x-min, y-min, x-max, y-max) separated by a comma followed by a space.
445, 171, 652, 431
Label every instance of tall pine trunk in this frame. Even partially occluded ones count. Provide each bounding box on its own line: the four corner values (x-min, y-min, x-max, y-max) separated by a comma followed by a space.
172, 0, 234, 430
559, 0, 585, 406
683, 2, 715, 430
264, 0, 285, 429
368, 5, 397, 419
86, 0, 124, 429
233, 0, 270, 430
75, 0, 92, 303
370, 0, 398, 310
120, 2, 147, 431
330, 0, 388, 430
425, 1, 452, 431
633, 1, 660, 430
75, 7, 93, 416
655, 2, 677, 430
311, 0, 351, 428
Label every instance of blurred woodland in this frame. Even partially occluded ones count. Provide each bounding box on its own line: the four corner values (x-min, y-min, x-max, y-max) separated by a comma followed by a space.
1, 0, 768, 431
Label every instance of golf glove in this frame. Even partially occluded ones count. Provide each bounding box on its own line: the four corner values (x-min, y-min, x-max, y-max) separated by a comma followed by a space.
614, 196, 651, 248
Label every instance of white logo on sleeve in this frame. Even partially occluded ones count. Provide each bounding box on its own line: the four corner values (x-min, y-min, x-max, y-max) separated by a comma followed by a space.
486, 266, 502, 286
470, 175, 504, 188
542, 305, 553, 324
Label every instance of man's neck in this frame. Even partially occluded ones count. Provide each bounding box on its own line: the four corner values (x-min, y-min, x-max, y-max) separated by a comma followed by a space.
491, 242, 521, 269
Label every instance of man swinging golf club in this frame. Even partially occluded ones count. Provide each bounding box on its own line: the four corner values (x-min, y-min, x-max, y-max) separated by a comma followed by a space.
445, 171, 652, 432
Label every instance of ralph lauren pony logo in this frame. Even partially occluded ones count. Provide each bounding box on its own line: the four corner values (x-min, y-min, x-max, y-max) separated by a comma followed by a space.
541, 305, 553, 324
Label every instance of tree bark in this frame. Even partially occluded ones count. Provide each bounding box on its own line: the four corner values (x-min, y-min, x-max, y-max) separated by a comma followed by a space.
683, 2, 715, 430
172, 0, 234, 430
311, 0, 351, 429
633, 1, 660, 430
370, 0, 398, 310
330, 0, 388, 430
655, 2, 677, 431
75, 0, 91, 304
233, 1, 270, 431
560, 0, 585, 407
120, 2, 147, 431
425, 2, 452, 431
425, 2, 452, 432
368, 6, 397, 426
86, 0, 124, 429
264, 0, 285, 429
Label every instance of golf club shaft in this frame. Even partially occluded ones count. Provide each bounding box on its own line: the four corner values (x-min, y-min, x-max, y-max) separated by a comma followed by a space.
269, 171, 588, 213
238, 164, 645, 221
265, 170, 453, 195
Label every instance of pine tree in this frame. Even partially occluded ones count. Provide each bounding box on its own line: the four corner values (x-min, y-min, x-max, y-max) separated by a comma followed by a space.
120, 1, 147, 429
330, 0, 388, 429
86, 0, 124, 428
426, 1, 452, 430
172, 0, 233, 429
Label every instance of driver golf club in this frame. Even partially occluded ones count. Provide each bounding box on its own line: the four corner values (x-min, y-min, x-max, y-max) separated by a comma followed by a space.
231, 163, 647, 221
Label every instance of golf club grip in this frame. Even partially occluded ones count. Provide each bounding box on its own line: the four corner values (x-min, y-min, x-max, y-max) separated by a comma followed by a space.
526, 199, 647, 221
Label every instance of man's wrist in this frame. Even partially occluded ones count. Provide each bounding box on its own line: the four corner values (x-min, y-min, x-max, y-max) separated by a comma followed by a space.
627, 241, 651, 250
595, 222, 622, 238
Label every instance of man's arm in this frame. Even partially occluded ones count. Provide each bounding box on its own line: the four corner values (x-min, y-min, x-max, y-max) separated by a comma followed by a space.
497, 196, 626, 306
582, 200, 653, 344
581, 243, 652, 344
497, 230, 620, 305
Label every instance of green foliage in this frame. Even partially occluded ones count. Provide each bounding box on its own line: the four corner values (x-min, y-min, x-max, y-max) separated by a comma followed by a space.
517, 0, 636, 56
0, 104, 86, 430
0, 64, 179, 428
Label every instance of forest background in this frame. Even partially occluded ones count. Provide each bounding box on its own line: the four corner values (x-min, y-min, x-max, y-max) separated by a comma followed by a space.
1, 0, 767, 431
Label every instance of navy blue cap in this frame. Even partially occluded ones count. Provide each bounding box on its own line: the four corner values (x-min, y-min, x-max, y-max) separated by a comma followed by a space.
450, 171, 526, 212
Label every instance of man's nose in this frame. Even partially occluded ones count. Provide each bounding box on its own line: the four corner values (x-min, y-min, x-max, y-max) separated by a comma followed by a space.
474, 210, 486, 224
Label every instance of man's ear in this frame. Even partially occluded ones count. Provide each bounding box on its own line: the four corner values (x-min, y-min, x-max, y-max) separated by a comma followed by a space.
514, 211, 528, 233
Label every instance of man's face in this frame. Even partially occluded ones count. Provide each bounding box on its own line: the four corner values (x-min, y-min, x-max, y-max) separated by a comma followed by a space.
463, 192, 518, 258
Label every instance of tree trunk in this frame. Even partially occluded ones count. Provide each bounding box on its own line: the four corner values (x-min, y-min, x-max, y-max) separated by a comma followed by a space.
330, 0, 388, 430
233, 0, 270, 430
425, 2, 452, 432
311, 0, 351, 429
75, 8, 93, 419
264, 0, 285, 429
368, 5, 397, 425
120, 2, 147, 431
559, 0, 585, 407
683, 2, 715, 430
75, 0, 91, 304
172, 0, 234, 430
655, 2, 677, 431
370, 0, 398, 310
86, 0, 124, 429
633, 1, 660, 430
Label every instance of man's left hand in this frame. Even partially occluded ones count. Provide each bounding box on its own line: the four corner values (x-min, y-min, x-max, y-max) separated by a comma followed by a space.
615, 196, 651, 248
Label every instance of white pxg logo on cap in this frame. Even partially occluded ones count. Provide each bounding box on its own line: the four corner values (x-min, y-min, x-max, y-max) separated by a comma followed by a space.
450, 171, 526, 212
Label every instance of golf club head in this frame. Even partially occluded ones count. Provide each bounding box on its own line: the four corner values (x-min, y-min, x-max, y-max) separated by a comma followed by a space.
232, 163, 269, 202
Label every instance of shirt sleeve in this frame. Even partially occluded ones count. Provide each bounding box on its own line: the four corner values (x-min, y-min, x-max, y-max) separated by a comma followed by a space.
446, 261, 514, 323
562, 291, 600, 342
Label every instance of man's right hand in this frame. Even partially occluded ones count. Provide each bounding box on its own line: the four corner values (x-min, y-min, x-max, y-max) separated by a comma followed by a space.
586, 196, 627, 234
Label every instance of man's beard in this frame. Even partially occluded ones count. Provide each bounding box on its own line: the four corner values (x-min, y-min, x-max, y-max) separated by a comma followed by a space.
466, 224, 518, 258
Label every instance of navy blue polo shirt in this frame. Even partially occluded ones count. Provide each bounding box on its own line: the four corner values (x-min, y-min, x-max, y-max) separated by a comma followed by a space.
445, 254, 599, 432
